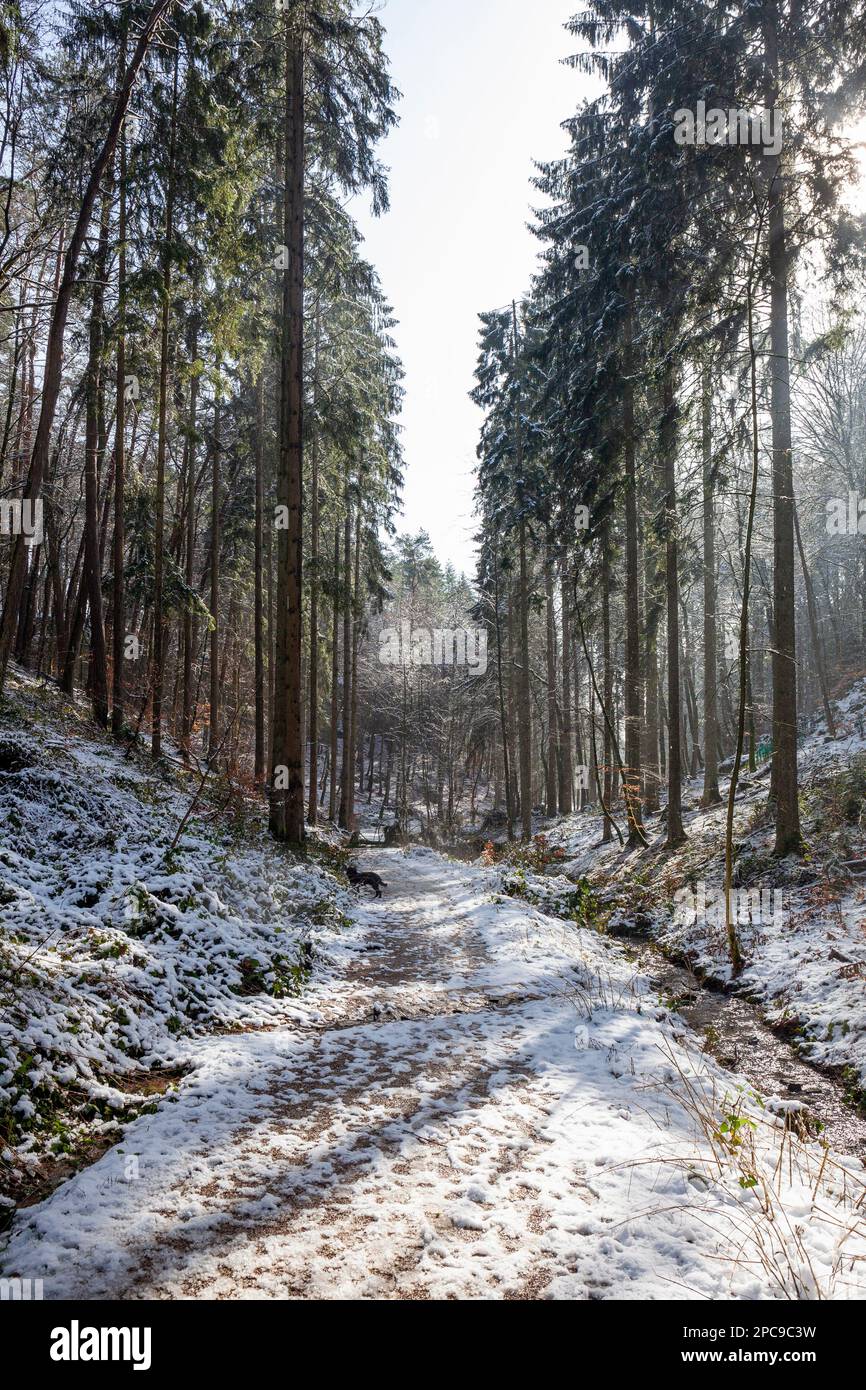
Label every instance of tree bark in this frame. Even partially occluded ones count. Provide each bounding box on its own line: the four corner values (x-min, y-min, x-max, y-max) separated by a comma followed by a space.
793, 500, 835, 739
558, 559, 573, 814
83, 188, 111, 726
112, 39, 129, 735
338, 484, 352, 829
517, 513, 533, 840
493, 538, 515, 839
329, 520, 340, 821
622, 305, 645, 842
180, 318, 199, 753
512, 303, 532, 841
701, 365, 721, 804
601, 524, 614, 843
763, 0, 802, 857
269, 11, 305, 845
544, 537, 558, 816
307, 303, 321, 822
151, 42, 179, 759
662, 357, 686, 847
348, 505, 361, 830
724, 256, 765, 976
254, 373, 266, 782
208, 372, 221, 761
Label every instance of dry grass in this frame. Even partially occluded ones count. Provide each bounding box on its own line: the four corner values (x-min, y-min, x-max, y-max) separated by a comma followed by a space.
623, 1038, 866, 1299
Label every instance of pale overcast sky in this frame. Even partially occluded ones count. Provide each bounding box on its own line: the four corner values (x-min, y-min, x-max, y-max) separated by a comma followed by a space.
353, 0, 594, 577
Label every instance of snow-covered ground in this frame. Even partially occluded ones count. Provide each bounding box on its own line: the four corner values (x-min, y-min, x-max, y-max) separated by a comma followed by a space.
0, 670, 354, 1203
3, 848, 865, 1300
538, 678, 866, 1097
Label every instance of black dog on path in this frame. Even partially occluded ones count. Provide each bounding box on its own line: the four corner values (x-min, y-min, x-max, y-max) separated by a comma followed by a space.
346, 864, 387, 898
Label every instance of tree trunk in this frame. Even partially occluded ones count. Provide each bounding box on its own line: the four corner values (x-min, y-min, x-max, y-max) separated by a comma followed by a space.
512, 303, 532, 841
112, 45, 129, 735
338, 485, 352, 829
366, 732, 376, 799
558, 560, 573, 814
701, 365, 721, 805
307, 304, 321, 822
763, 0, 802, 857
208, 372, 221, 760
622, 310, 645, 842
269, 11, 305, 845
662, 357, 686, 847
329, 521, 340, 822
724, 262, 765, 976
517, 513, 533, 840
573, 636, 586, 809
507, 578, 519, 821
576, 600, 624, 844
83, 188, 111, 726
793, 500, 835, 738
601, 525, 614, 843
254, 373, 266, 782
544, 537, 558, 817
151, 43, 179, 758
642, 511, 662, 814
348, 506, 361, 829
180, 319, 199, 753
493, 537, 515, 839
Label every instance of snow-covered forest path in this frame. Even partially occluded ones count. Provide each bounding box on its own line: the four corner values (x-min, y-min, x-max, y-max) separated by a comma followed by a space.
7, 852, 596, 1299
7, 849, 866, 1300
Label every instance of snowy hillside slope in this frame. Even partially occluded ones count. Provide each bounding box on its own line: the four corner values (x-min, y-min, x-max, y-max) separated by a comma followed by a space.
0, 669, 354, 1211
528, 677, 866, 1096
